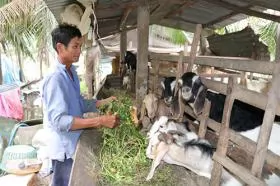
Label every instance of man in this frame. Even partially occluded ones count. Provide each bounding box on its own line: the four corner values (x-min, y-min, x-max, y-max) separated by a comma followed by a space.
41, 24, 119, 186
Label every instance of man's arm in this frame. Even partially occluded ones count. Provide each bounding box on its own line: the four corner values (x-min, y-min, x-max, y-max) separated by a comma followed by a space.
43, 75, 119, 132
81, 96, 116, 113
70, 114, 119, 130
96, 96, 117, 108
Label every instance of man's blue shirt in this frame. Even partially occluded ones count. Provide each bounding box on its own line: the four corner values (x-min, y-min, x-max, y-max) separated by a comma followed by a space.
41, 59, 97, 160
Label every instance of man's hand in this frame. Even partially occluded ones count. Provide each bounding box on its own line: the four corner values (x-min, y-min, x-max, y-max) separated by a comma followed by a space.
96, 96, 117, 108
100, 114, 120, 128
108, 96, 117, 102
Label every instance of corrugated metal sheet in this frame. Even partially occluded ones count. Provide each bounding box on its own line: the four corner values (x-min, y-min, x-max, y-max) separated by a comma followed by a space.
44, 0, 280, 37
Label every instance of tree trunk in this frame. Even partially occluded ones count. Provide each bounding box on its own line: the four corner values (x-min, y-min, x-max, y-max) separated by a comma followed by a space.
0, 41, 6, 85
275, 23, 280, 61
17, 48, 25, 82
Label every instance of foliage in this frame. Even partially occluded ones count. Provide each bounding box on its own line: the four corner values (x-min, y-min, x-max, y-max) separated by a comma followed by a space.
0, 0, 57, 60
214, 17, 278, 61
150, 25, 189, 45
98, 91, 174, 185
252, 19, 277, 61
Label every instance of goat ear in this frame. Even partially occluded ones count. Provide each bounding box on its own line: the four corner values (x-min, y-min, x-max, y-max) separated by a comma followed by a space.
192, 75, 201, 84
160, 80, 165, 89
193, 85, 207, 116
178, 78, 183, 87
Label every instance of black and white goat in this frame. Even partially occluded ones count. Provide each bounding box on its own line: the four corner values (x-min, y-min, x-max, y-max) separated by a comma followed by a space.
163, 72, 280, 132
123, 51, 137, 72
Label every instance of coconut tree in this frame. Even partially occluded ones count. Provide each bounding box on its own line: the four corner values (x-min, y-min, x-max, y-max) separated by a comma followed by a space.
0, 0, 57, 83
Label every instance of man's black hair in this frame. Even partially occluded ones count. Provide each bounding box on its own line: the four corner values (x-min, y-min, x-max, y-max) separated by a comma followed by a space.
51, 24, 82, 52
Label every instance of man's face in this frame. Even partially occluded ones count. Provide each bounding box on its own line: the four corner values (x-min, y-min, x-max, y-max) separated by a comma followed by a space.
58, 36, 82, 63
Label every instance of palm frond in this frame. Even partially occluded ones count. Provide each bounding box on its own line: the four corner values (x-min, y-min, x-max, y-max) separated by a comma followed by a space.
0, 0, 57, 60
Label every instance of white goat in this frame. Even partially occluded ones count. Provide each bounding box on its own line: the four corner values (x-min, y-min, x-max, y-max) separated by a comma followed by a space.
146, 116, 195, 159
146, 118, 242, 186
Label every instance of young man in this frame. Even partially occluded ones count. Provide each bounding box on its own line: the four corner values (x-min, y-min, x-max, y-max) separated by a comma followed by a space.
41, 24, 119, 186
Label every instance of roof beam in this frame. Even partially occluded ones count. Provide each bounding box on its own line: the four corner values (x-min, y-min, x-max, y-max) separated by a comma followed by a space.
206, 0, 280, 22
203, 11, 237, 28
150, 0, 174, 23
96, 1, 137, 10
119, 7, 133, 31
241, 0, 280, 12
203, 4, 252, 28
164, 0, 196, 18
172, 16, 200, 25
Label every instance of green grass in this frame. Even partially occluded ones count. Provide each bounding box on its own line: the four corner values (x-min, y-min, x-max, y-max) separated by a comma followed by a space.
97, 91, 176, 185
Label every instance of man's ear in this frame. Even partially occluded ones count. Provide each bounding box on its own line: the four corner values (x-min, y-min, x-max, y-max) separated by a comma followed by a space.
56, 43, 65, 53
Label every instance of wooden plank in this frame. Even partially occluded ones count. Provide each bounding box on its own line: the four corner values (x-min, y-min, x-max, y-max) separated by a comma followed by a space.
251, 63, 280, 178
165, 0, 196, 18
210, 77, 235, 186
201, 117, 280, 170
69, 129, 102, 186
152, 59, 160, 93
212, 154, 266, 186
149, 53, 274, 74
136, 0, 149, 109
0, 173, 36, 186
187, 24, 202, 71
201, 78, 280, 116
198, 99, 211, 138
149, 0, 173, 24
174, 52, 184, 97
177, 52, 185, 121
149, 68, 280, 116
184, 101, 280, 170
119, 7, 132, 31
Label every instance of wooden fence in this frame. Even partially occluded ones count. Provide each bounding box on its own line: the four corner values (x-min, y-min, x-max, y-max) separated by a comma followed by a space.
148, 52, 280, 185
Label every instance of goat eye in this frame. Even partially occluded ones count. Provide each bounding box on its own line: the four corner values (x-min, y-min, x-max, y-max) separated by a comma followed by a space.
160, 126, 163, 128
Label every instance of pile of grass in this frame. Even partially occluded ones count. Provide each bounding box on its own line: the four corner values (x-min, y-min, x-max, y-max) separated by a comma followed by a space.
98, 91, 174, 185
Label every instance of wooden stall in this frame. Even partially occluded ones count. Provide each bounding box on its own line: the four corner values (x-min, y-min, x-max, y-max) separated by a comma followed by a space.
148, 52, 280, 185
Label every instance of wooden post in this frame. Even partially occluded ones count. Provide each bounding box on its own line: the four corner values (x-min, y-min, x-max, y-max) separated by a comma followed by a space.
174, 52, 184, 96
186, 24, 202, 72
198, 99, 211, 138
70, 129, 102, 186
153, 59, 160, 93
175, 52, 184, 121
251, 23, 280, 178
120, 30, 127, 65
275, 23, 280, 61
210, 77, 235, 186
251, 62, 280, 178
136, 0, 149, 109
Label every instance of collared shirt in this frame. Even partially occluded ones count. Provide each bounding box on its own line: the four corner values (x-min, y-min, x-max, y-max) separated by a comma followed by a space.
41, 58, 98, 161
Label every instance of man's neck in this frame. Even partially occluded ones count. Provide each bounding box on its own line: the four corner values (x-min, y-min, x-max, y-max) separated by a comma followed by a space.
58, 56, 71, 70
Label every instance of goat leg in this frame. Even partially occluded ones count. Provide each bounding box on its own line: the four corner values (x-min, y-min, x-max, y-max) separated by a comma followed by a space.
146, 142, 169, 181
